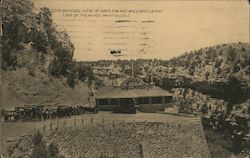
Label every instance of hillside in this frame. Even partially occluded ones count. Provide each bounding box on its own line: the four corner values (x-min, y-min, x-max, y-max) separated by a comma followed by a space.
89, 43, 249, 83
156, 43, 250, 83
88, 43, 250, 104
0, 0, 96, 109
1, 68, 92, 110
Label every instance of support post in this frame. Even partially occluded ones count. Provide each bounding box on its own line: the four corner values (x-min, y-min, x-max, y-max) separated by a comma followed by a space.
108, 98, 111, 105
118, 98, 121, 108
149, 97, 152, 105
50, 122, 53, 131
91, 117, 93, 124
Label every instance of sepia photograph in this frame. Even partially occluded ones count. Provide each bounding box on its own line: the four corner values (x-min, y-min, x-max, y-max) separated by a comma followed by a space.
0, 0, 249, 157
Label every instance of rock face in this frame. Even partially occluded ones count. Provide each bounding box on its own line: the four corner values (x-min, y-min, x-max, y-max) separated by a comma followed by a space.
3, 135, 33, 158
45, 121, 210, 158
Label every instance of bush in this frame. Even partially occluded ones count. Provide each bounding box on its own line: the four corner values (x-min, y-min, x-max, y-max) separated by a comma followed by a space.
32, 130, 64, 158
1, 60, 8, 70
240, 47, 246, 52
32, 130, 47, 158
27, 65, 36, 77
48, 142, 59, 157
66, 71, 77, 88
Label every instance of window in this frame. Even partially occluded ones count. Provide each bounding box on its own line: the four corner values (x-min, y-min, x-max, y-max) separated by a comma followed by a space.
151, 97, 162, 104
164, 96, 173, 103
120, 98, 134, 107
137, 97, 149, 104
110, 99, 118, 105
98, 99, 109, 105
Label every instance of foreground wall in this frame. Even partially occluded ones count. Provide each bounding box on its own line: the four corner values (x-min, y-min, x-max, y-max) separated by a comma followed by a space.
44, 119, 210, 158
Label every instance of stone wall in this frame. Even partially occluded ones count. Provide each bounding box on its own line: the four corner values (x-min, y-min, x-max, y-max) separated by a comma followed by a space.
44, 121, 210, 158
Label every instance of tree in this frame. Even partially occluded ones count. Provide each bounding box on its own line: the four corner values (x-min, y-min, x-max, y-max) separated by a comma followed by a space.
227, 46, 236, 62
32, 130, 47, 158
66, 71, 77, 88
47, 142, 59, 158
240, 47, 246, 52
214, 59, 223, 68
77, 63, 94, 81
190, 60, 197, 70
189, 69, 194, 76
28, 26, 48, 53
205, 72, 210, 80
48, 28, 75, 77
1, 0, 37, 67
224, 76, 246, 104
232, 63, 240, 73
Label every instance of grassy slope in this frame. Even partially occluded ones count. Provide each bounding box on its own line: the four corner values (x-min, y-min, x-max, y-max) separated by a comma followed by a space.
1, 68, 91, 110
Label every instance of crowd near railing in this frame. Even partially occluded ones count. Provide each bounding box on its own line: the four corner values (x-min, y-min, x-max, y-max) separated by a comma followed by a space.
1, 105, 97, 122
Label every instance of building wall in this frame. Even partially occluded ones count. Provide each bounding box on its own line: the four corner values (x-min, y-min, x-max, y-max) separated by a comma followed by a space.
97, 104, 117, 111
96, 103, 172, 113
96, 97, 173, 113
137, 103, 173, 113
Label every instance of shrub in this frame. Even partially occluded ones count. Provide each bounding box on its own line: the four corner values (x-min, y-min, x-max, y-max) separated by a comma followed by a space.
32, 130, 47, 158
47, 142, 59, 157
240, 47, 246, 52
27, 65, 36, 77
32, 130, 64, 158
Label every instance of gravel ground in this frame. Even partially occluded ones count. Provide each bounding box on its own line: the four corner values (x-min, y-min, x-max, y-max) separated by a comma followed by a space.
44, 121, 209, 157
1, 112, 209, 158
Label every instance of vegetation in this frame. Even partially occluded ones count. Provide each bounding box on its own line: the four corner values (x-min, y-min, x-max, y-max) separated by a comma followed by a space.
88, 43, 250, 104
1, 0, 97, 88
202, 110, 248, 155
157, 76, 249, 105
32, 130, 64, 158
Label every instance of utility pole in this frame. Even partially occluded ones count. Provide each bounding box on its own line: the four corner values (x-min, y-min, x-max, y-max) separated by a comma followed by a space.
131, 62, 134, 78
150, 60, 154, 84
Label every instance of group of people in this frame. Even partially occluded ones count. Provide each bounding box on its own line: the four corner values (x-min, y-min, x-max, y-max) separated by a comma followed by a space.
1, 105, 97, 122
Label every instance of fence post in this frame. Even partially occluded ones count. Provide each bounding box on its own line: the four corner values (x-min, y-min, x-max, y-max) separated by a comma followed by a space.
74, 118, 76, 127
82, 117, 84, 124
112, 120, 115, 130
133, 120, 135, 131
102, 117, 104, 131
144, 120, 147, 132
43, 124, 46, 132
50, 122, 53, 131
57, 121, 59, 130
122, 120, 125, 127
64, 120, 66, 127
91, 117, 93, 124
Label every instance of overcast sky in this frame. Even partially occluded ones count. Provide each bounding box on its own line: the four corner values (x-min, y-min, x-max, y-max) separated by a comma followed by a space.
33, 0, 249, 61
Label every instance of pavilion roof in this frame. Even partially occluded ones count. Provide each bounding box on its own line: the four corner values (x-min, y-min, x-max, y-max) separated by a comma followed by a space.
95, 86, 172, 99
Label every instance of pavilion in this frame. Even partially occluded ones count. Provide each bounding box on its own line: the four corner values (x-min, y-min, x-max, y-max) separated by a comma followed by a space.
95, 64, 173, 113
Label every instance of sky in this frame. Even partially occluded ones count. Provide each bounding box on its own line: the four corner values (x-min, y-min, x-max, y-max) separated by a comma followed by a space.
33, 0, 249, 61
